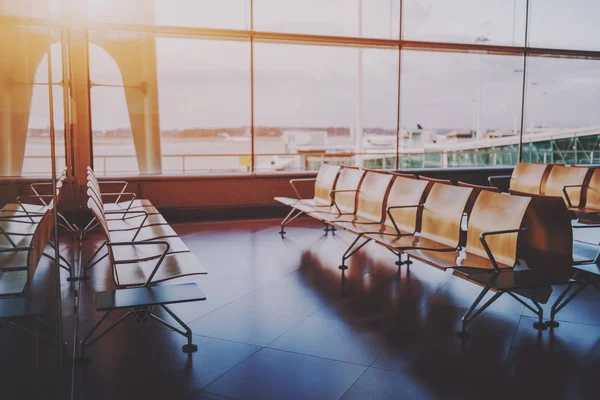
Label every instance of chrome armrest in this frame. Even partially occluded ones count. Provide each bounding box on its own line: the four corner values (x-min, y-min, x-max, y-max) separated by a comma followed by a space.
479, 228, 528, 272
107, 240, 170, 287
289, 178, 317, 200
562, 184, 586, 209
487, 174, 511, 190
104, 210, 149, 240
386, 204, 423, 236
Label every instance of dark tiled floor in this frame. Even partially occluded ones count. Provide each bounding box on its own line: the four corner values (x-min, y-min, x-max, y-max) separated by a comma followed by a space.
10, 217, 600, 399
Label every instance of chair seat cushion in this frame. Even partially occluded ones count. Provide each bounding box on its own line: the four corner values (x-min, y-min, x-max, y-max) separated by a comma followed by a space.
275, 196, 330, 208
1, 203, 47, 214
406, 248, 511, 271
104, 201, 159, 216
0, 220, 38, 235
106, 213, 168, 231
334, 221, 401, 236
114, 252, 207, 287
452, 267, 570, 292
0, 235, 33, 249
108, 224, 178, 242
0, 270, 28, 295
0, 250, 28, 271
366, 233, 456, 252
111, 237, 190, 262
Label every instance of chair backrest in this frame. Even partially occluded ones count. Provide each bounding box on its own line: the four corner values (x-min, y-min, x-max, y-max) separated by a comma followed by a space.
458, 181, 501, 214
509, 162, 552, 195
314, 164, 341, 204
86, 192, 111, 241
354, 171, 394, 222
419, 176, 453, 185
465, 191, 531, 268
394, 172, 417, 179
27, 201, 55, 285
385, 175, 430, 233
585, 168, 600, 210
86, 179, 105, 212
333, 167, 366, 214
420, 183, 473, 248
542, 164, 591, 207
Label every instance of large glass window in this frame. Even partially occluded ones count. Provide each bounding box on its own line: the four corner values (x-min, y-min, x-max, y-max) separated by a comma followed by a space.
254, 43, 398, 171
400, 50, 524, 168
254, 0, 401, 39
527, 0, 600, 51
86, 0, 250, 30
523, 56, 600, 164
89, 30, 251, 175
34, 0, 600, 176
156, 37, 251, 173
402, 0, 527, 47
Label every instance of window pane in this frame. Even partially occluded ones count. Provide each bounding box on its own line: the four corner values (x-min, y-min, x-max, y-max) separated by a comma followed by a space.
400, 50, 524, 168
254, 0, 401, 39
402, 0, 527, 47
86, 0, 249, 30
528, 0, 600, 51
90, 31, 251, 175
156, 37, 251, 173
523, 56, 600, 164
254, 42, 398, 171
0, 22, 62, 177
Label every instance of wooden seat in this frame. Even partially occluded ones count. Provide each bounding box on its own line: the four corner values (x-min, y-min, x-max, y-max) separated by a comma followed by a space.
85, 197, 204, 287
114, 252, 207, 287
274, 164, 340, 209
105, 213, 169, 231
0, 203, 54, 296
275, 164, 341, 234
1, 170, 66, 216
86, 194, 178, 244
407, 190, 531, 271
0, 218, 40, 236
542, 164, 591, 207
79, 195, 207, 359
569, 168, 600, 222
418, 175, 453, 185
87, 168, 159, 215
506, 162, 553, 195
305, 166, 365, 222
111, 236, 190, 262
404, 190, 576, 336
323, 170, 394, 229
368, 183, 473, 253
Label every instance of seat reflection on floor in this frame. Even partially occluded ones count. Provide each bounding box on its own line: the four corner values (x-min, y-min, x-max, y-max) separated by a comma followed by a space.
71, 218, 600, 400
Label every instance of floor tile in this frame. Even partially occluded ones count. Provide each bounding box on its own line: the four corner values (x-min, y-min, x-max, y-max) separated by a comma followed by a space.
269, 314, 386, 365
205, 348, 366, 400
341, 367, 435, 400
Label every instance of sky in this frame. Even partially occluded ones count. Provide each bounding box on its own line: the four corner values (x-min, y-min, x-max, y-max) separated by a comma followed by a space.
15, 0, 600, 132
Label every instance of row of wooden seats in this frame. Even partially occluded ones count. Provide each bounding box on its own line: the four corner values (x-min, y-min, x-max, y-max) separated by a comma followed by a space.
79, 168, 207, 359
488, 162, 600, 324
489, 162, 600, 217
0, 199, 63, 347
0, 171, 74, 277
276, 165, 585, 335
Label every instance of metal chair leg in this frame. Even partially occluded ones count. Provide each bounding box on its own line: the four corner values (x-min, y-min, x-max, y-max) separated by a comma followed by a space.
547, 281, 587, 328
339, 234, 371, 271
395, 253, 413, 268
457, 285, 501, 339
279, 208, 304, 235
506, 291, 547, 330
78, 310, 121, 362
159, 304, 198, 353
